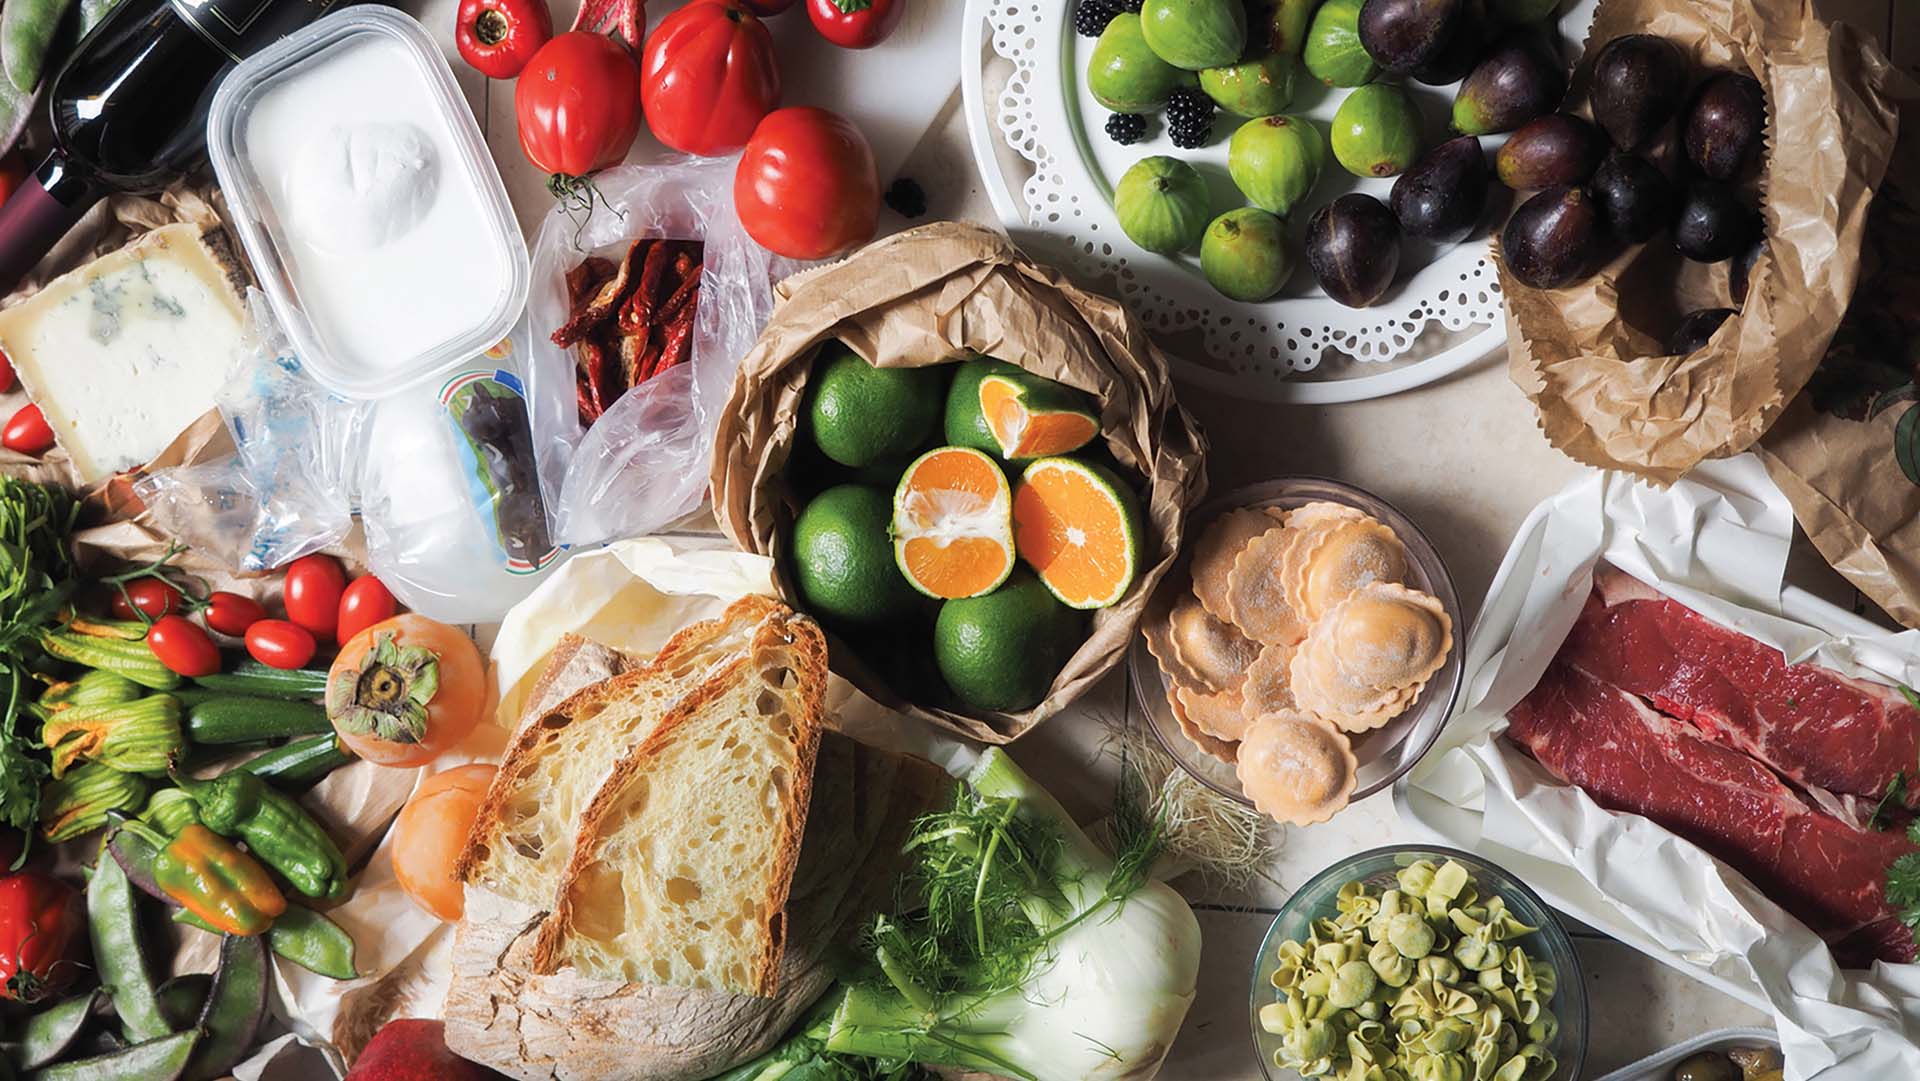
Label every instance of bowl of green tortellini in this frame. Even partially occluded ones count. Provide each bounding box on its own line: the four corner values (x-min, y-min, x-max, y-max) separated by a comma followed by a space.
1251, 846, 1588, 1081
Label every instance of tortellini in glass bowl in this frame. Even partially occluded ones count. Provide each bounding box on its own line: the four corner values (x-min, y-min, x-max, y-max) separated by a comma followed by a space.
1251, 847, 1588, 1081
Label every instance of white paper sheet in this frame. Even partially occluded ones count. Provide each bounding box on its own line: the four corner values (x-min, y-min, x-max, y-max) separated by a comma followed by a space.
1396, 455, 1920, 1081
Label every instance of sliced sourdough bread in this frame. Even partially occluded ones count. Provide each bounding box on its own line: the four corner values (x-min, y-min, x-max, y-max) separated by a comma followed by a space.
457, 595, 783, 909
530, 608, 828, 996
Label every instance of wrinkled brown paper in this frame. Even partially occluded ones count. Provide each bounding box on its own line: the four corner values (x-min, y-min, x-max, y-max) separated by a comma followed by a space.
1756, 121, 1920, 630
1505, 0, 1908, 483
710, 221, 1209, 743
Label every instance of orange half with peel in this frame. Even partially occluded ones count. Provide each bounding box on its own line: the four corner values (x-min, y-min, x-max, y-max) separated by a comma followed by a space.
892, 446, 1017, 600
1012, 457, 1142, 610
978, 373, 1100, 459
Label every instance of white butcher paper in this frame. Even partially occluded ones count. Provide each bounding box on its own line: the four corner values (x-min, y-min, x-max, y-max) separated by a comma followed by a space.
1396, 453, 1920, 1081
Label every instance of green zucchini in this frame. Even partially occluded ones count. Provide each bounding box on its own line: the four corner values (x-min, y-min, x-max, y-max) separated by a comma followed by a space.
238, 735, 352, 786
185, 696, 330, 744
191, 661, 328, 700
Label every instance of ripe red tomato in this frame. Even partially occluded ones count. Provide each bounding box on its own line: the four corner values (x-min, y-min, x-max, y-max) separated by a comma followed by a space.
516, 31, 644, 177
246, 619, 317, 670
641, 1, 781, 157
734, 107, 880, 260
283, 554, 347, 641
148, 616, 220, 678
337, 576, 399, 646
807, 0, 902, 48
0, 870, 81, 1003
109, 579, 183, 621
2, 404, 50, 455
454, 0, 554, 80
204, 592, 268, 638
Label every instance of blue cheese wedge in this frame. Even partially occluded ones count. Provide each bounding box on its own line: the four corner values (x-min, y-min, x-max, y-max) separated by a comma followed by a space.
0, 223, 252, 483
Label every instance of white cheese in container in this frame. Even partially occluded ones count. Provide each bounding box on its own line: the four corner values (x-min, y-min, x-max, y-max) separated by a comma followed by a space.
207, 7, 527, 399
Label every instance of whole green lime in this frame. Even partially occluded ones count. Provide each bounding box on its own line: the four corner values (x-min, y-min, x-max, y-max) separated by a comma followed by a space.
934, 571, 1085, 712
1114, 156, 1211, 254
1201, 208, 1292, 302
1331, 83, 1423, 179
792, 484, 920, 627
803, 343, 944, 468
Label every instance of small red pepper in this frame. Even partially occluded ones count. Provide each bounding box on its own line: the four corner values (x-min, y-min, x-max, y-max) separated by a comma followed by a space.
455, 0, 555, 80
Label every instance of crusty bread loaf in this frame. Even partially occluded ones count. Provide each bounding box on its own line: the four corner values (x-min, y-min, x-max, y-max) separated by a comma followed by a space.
529, 609, 828, 997
457, 596, 783, 908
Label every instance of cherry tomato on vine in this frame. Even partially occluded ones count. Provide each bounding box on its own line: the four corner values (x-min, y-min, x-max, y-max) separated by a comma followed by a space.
284, 555, 347, 641
806, 0, 901, 49
0, 869, 81, 1003
337, 576, 399, 646
246, 619, 317, 670
148, 615, 220, 678
109, 579, 184, 621
2, 404, 50, 455
203, 592, 268, 638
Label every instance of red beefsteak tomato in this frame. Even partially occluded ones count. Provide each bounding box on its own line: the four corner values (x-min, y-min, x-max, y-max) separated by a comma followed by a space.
0, 870, 81, 1003
734, 107, 879, 260
641, 1, 781, 157
516, 31, 645, 178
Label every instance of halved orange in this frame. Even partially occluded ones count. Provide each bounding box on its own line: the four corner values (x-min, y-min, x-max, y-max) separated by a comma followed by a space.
1012, 458, 1142, 609
979, 373, 1100, 459
892, 447, 1016, 600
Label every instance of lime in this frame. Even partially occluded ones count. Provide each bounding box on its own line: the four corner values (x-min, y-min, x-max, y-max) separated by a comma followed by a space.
803, 343, 944, 468
792, 484, 920, 626
934, 571, 1085, 712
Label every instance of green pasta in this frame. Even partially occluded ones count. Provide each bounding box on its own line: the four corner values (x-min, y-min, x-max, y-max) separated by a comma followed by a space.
1261, 859, 1561, 1081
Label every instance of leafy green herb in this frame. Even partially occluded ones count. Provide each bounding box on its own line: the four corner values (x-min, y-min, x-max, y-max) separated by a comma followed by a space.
1901, 684, 1920, 712
1871, 772, 1908, 831
0, 477, 78, 845
1890, 822, 1920, 935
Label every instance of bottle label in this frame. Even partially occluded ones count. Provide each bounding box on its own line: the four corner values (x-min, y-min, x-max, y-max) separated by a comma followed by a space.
440, 366, 561, 575
167, 0, 345, 63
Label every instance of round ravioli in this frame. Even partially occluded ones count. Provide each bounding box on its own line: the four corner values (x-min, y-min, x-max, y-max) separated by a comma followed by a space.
1167, 687, 1239, 764
1322, 582, 1452, 692
1224, 527, 1311, 645
1176, 682, 1253, 742
1235, 710, 1359, 827
1190, 508, 1282, 620
1289, 632, 1420, 732
1243, 640, 1299, 716
1294, 518, 1410, 622
1167, 596, 1258, 693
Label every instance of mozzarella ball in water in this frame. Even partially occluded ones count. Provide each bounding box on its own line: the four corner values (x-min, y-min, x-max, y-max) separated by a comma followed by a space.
288, 122, 440, 255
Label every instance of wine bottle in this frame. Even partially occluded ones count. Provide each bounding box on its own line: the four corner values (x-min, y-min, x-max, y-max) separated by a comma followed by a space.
0, 0, 345, 294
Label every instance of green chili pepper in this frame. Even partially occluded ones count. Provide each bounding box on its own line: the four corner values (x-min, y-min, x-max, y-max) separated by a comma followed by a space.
141, 788, 201, 836
85, 847, 171, 1043
38, 763, 149, 842
40, 694, 183, 778
171, 771, 347, 900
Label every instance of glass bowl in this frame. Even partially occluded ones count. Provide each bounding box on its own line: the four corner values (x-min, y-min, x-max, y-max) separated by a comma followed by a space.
1129, 476, 1465, 804
1250, 845, 1590, 1081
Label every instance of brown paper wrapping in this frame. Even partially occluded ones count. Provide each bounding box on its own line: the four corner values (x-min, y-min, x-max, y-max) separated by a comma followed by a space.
709, 221, 1208, 743
1504, 0, 1908, 483
1755, 123, 1920, 630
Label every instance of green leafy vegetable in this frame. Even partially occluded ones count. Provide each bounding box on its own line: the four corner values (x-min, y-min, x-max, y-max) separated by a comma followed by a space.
1871, 772, 1908, 831
0, 477, 78, 846
1889, 822, 1920, 935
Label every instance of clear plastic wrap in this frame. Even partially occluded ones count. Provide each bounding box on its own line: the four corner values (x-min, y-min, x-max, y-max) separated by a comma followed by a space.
523, 157, 777, 546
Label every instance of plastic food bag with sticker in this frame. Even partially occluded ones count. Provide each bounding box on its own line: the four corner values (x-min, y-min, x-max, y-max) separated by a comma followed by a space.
522, 156, 780, 547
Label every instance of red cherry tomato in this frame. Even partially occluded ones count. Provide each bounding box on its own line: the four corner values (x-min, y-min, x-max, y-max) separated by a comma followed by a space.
283, 554, 347, 641
245, 619, 317, 670
203, 592, 268, 638
0, 348, 15, 395
515, 31, 644, 178
641, 1, 781, 157
337, 576, 399, 646
108, 579, 184, 621
147, 615, 220, 678
734, 107, 880, 260
0, 869, 81, 1003
454, 0, 554, 80
806, 0, 901, 48
2, 404, 51, 455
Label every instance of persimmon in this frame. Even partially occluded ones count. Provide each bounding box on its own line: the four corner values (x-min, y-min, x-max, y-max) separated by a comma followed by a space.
391, 764, 496, 922
326, 615, 485, 767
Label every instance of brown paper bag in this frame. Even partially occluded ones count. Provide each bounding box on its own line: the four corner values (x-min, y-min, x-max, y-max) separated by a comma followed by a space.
1505, 0, 1908, 483
710, 221, 1208, 743
1755, 123, 1920, 629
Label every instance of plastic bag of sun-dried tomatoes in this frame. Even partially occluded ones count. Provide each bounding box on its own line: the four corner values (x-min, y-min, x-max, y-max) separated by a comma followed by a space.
523, 157, 781, 546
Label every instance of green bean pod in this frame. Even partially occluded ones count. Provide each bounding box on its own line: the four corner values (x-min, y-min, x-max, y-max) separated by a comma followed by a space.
85, 851, 171, 1043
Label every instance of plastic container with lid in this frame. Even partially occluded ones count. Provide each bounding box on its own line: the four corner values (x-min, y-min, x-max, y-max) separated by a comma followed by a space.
206, 6, 528, 399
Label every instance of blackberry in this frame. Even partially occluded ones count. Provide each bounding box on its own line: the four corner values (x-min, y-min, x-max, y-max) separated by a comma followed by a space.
1165, 86, 1215, 149
1073, 0, 1120, 37
1105, 112, 1148, 145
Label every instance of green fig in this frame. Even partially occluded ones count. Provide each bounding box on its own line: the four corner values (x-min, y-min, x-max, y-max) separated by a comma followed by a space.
1114, 156, 1212, 253
1303, 0, 1378, 88
1331, 82, 1424, 178
1141, 0, 1247, 71
1201, 208, 1293, 301
1227, 114, 1327, 217
1201, 52, 1298, 117
1089, 14, 1193, 112
1259, 0, 1319, 56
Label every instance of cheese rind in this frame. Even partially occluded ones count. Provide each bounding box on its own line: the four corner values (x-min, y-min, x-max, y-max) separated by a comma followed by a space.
0, 223, 252, 482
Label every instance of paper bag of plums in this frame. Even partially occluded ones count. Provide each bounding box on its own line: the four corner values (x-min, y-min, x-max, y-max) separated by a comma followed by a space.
709, 221, 1208, 743
1495, 0, 1907, 484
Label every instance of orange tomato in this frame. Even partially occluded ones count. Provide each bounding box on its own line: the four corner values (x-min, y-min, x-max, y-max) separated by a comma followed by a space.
325, 614, 486, 767
391, 764, 497, 922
